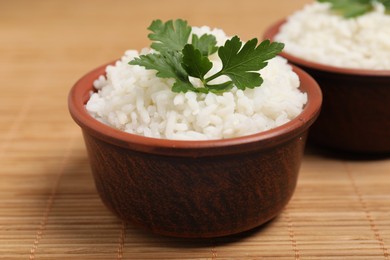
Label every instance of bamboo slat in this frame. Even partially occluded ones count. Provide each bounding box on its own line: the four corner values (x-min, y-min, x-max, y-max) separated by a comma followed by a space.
0, 0, 389, 259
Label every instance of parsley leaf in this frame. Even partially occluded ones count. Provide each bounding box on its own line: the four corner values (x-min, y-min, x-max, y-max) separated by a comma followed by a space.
129, 19, 284, 94
379, 0, 390, 13
191, 34, 218, 56
182, 44, 213, 82
130, 51, 196, 93
318, 0, 389, 17
207, 37, 284, 90
130, 51, 185, 79
171, 79, 201, 93
148, 19, 191, 52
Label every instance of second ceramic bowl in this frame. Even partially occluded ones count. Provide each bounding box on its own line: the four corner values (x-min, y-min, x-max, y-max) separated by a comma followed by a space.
264, 20, 390, 154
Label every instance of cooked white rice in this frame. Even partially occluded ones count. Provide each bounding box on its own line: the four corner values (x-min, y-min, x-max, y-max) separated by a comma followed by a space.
274, 2, 390, 70
86, 27, 307, 140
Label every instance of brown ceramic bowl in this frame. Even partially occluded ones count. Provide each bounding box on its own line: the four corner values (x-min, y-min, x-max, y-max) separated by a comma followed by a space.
264, 20, 390, 154
68, 62, 322, 238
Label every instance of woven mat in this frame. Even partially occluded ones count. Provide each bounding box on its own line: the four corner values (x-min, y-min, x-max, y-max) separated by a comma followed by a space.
1, 0, 389, 259
2, 135, 390, 259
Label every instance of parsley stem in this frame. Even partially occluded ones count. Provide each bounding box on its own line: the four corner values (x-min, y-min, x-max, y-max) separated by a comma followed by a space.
205, 71, 223, 83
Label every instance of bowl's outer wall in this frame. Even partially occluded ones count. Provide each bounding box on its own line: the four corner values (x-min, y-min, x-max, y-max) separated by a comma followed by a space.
303, 68, 390, 153
83, 130, 307, 238
264, 20, 390, 153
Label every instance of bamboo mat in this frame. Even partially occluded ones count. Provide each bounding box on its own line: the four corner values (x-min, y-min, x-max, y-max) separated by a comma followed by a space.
1, 0, 389, 259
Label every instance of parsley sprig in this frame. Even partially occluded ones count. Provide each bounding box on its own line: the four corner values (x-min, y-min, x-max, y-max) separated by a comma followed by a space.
129, 19, 284, 94
318, 0, 390, 18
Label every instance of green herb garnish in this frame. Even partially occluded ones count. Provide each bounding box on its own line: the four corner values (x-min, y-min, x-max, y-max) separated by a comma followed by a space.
318, 0, 390, 18
129, 19, 284, 94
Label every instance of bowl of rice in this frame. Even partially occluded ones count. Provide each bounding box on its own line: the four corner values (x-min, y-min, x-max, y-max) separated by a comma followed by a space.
264, 0, 390, 154
69, 20, 322, 238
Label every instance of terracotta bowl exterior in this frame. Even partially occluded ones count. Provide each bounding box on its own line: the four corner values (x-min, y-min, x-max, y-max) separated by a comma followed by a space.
264, 20, 390, 154
68, 63, 322, 238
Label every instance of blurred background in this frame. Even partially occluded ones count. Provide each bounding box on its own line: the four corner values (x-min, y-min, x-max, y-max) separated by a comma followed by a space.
1, 0, 312, 98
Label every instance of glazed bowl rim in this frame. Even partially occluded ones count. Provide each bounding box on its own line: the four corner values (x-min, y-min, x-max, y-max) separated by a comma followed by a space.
68, 62, 322, 157
264, 19, 390, 77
